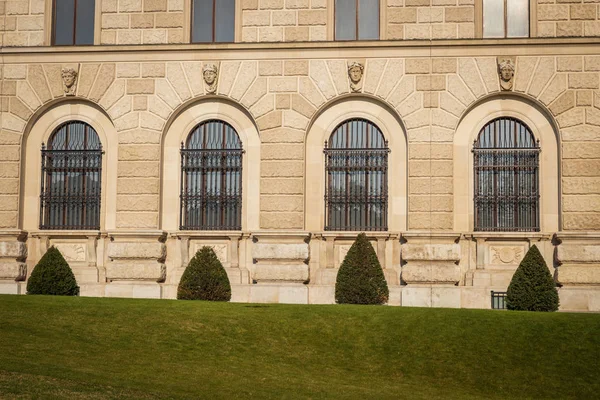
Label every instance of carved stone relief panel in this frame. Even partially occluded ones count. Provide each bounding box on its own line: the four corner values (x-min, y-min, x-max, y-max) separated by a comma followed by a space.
54, 243, 87, 263
489, 246, 524, 266
193, 243, 228, 264
336, 244, 352, 268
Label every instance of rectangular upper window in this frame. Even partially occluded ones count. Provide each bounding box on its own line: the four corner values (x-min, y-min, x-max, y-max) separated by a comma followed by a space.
335, 0, 379, 41
192, 0, 235, 43
53, 0, 95, 45
483, 0, 529, 38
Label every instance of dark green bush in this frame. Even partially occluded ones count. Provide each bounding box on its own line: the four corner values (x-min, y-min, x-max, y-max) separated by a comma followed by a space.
335, 233, 389, 305
177, 246, 231, 301
26, 246, 79, 296
506, 245, 559, 312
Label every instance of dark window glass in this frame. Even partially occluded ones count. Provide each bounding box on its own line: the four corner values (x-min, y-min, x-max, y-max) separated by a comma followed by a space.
40, 121, 102, 230
192, 0, 235, 43
215, 0, 236, 42
75, 0, 96, 45
335, 0, 379, 40
53, 0, 95, 45
180, 120, 243, 230
473, 117, 540, 232
324, 119, 389, 231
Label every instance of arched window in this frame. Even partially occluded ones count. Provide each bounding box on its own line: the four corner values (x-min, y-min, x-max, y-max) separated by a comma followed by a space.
180, 120, 243, 230
40, 121, 102, 230
473, 117, 540, 232
324, 118, 389, 231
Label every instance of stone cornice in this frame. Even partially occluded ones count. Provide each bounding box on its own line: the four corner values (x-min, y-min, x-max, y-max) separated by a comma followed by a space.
2, 38, 600, 63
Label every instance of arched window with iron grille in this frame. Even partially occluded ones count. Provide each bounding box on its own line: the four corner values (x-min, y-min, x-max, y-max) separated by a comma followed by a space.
40, 121, 102, 230
180, 120, 243, 230
324, 118, 389, 231
473, 117, 540, 232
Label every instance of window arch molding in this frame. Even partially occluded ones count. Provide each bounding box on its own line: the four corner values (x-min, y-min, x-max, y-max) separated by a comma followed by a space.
453, 96, 560, 233
306, 96, 407, 232
20, 101, 117, 231
161, 98, 260, 231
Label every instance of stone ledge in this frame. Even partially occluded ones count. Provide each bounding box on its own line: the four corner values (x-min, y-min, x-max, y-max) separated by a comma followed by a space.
108, 242, 166, 260
402, 263, 461, 284
556, 265, 600, 285
0, 241, 27, 259
253, 264, 309, 283
401, 243, 461, 261
556, 244, 600, 264
105, 263, 166, 282
0, 262, 26, 280
252, 243, 309, 261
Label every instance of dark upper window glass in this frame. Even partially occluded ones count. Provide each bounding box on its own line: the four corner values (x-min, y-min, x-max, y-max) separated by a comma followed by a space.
40, 121, 102, 230
192, 0, 235, 43
180, 120, 243, 230
53, 0, 95, 45
335, 0, 379, 41
483, 0, 529, 38
473, 117, 540, 232
324, 119, 388, 231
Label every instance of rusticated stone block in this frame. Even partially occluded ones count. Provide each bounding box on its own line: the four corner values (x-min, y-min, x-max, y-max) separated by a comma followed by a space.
0, 262, 26, 280
253, 264, 309, 282
0, 241, 27, 259
402, 263, 461, 284
557, 266, 600, 285
556, 244, 600, 264
401, 243, 461, 261
252, 243, 308, 261
108, 242, 166, 260
105, 262, 166, 282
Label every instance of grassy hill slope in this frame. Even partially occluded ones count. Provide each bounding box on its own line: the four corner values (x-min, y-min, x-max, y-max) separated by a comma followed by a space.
0, 295, 598, 399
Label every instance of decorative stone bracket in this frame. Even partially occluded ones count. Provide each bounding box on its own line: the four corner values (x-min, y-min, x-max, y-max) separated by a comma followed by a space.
251, 233, 310, 283
555, 233, 600, 286
106, 231, 166, 282
0, 231, 28, 282
400, 234, 461, 285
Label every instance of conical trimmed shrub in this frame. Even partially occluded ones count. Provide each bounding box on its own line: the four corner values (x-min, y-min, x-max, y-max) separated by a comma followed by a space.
335, 233, 389, 305
26, 246, 79, 296
177, 246, 231, 301
506, 245, 559, 312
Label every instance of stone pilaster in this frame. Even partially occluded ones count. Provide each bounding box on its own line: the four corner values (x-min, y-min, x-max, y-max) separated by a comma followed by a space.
0, 230, 28, 294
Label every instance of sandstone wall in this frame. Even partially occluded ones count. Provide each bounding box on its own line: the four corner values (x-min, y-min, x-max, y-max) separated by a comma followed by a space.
3, 0, 600, 47
242, 0, 327, 42
1, 53, 599, 231
0, 0, 45, 47
537, 0, 600, 38
387, 0, 475, 40
100, 0, 185, 44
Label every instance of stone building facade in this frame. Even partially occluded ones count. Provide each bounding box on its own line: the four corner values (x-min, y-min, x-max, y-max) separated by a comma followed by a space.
0, 0, 599, 310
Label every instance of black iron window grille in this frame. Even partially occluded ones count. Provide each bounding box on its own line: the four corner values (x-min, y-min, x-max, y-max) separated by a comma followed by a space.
491, 291, 508, 309
40, 121, 102, 230
324, 118, 389, 231
473, 117, 540, 232
180, 120, 243, 231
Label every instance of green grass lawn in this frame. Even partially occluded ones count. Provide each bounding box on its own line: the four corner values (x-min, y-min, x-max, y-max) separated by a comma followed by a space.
0, 295, 598, 399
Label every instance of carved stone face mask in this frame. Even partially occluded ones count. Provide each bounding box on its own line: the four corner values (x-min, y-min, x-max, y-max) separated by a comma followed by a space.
349, 66, 362, 83
63, 73, 75, 87
501, 66, 513, 81
204, 70, 217, 85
